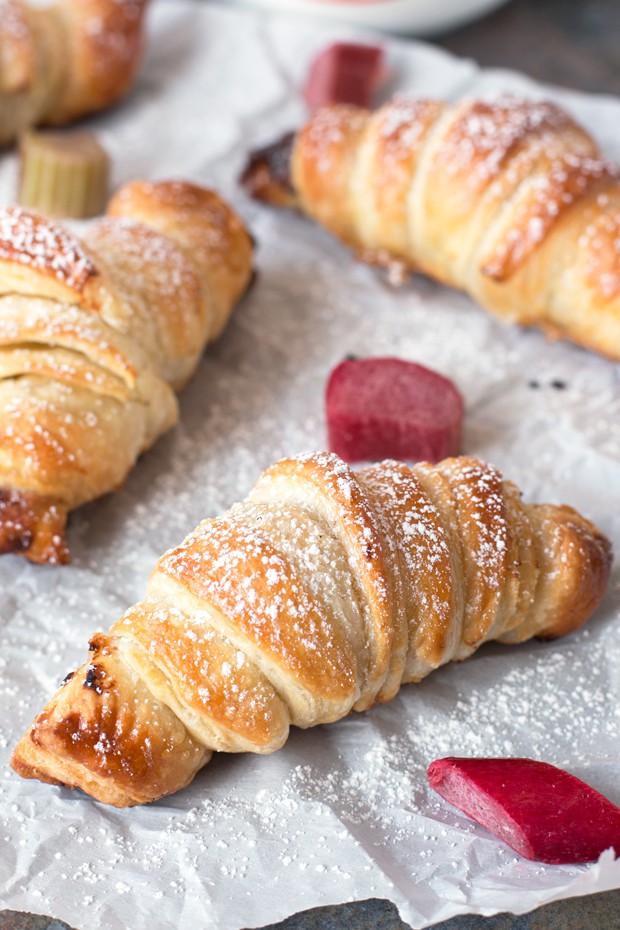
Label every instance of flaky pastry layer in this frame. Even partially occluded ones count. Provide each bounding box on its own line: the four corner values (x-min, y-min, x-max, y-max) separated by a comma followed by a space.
12, 452, 611, 805
244, 96, 620, 359
0, 180, 254, 562
0, 0, 151, 145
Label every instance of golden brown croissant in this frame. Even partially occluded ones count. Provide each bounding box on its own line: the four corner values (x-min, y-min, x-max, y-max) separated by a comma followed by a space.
12, 452, 611, 807
0, 0, 150, 146
243, 96, 620, 359
0, 179, 254, 563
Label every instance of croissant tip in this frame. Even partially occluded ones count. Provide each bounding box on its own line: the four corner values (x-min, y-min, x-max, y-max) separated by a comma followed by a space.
537, 512, 613, 641
240, 132, 298, 209
0, 490, 70, 565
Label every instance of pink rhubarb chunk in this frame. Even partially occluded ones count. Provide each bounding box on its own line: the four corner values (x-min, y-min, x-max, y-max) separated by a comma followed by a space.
303, 42, 385, 111
325, 356, 464, 464
428, 757, 620, 864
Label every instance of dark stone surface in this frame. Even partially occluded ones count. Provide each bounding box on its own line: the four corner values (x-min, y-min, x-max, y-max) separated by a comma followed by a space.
436, 0, 620, 95
5, 889, 620, 930
243, 889, 620, 930
245, 899, 410, 930
0, 914, 77, 930
5, 892, 620, 930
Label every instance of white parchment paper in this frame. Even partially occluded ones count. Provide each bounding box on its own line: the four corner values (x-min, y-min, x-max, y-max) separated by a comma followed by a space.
1, 3, 620, 928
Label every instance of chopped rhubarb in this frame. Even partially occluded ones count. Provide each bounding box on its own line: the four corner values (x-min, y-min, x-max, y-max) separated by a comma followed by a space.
325, 356, 463, 464
303, 42, 385, 111
428, 757, 620, 864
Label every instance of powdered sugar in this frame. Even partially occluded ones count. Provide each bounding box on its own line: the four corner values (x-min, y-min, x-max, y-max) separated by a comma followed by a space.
441, 97, 577, 184
0, 0, 28, 40
0, 207, 96, 291
483, 154, 616, 280
579, 200, 620, 299
81, 0, 148, 74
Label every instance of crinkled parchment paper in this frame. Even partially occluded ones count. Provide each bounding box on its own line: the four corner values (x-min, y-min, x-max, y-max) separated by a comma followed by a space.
1, 3, 620, 928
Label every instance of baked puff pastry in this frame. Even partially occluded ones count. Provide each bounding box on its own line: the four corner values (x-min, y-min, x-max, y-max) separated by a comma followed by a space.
0, 0, 150, 146
243, 96, 620, 359
0, 180, 254, 563
12, 452, 611, 806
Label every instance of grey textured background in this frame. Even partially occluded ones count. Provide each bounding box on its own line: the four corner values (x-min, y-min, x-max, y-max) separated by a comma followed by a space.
3, 888, 620, 930
438, 0, 619, 95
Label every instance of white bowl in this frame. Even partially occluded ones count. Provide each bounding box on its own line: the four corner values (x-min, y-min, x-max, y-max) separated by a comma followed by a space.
237, 0, 511, 35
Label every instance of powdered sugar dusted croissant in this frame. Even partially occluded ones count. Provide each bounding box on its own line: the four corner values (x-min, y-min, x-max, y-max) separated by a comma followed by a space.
243, 96, 620, 359
0, 180, 254, 563
12, 452, 611, 806
0, 0, 150, 146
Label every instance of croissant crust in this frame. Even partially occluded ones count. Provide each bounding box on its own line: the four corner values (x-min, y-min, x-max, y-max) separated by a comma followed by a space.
0, 179, 254, 563
12, 453, 611, 806
244, 96, 620, 359
0, 0, 151, 145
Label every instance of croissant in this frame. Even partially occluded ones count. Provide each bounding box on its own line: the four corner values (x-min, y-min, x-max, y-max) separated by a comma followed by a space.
0, 0, 150, 146
12, 452, 611, 807
0, 179, 254, 563
242, 96, 620, 359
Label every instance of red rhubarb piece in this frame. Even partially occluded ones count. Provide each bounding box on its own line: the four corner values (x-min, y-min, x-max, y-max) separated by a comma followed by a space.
325, 356, 464, 464
303, 42, 385, 111
428, 757, 620, 864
